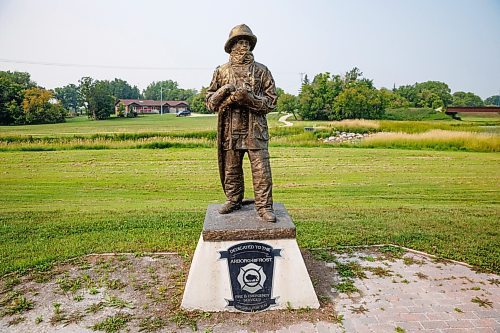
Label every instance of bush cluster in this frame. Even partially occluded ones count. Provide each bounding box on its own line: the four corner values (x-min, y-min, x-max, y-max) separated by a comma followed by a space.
0, 71, 66, 125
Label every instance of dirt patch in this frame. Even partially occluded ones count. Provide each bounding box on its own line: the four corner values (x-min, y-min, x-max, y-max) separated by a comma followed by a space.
0, 252, 341, 332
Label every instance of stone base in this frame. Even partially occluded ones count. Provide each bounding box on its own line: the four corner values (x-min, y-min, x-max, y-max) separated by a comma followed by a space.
181, 203, 319, 312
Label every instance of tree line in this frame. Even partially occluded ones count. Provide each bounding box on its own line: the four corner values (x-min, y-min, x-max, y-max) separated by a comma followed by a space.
274, 68, 499, 121
1, 69, 499, 125
192, 68, 500, 120
0, 71, 198, 124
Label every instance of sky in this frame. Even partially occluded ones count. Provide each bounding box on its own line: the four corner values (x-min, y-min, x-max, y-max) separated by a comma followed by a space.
0, 0, 499, 99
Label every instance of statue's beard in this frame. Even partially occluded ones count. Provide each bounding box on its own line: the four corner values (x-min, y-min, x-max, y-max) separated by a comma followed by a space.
230, 47, 254, 65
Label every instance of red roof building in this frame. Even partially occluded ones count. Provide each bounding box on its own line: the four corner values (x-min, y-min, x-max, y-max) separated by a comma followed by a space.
115, 99, 189, 116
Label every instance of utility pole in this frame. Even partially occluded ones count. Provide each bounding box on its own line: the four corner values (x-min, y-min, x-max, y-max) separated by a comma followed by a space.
299, 72, 306, 93
299, 72, 306, 84
160, 85, 163, 115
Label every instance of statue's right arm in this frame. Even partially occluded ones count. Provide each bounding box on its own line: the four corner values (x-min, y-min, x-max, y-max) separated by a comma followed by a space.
206, 67, 235, 112
205, 68, 221, 112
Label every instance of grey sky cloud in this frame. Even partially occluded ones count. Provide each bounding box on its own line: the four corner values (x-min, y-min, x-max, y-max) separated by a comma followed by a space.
0, 0, 499, 98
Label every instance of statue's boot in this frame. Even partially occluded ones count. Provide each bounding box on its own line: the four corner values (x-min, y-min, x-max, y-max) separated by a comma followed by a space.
259, 209, 276, 223
218, 201, 242, 214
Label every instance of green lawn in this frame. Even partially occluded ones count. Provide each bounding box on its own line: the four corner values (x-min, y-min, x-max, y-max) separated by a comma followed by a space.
1, 147, 498, 275
1, 112, 497, 138
0, 113, 283, 137
0, 114, 219, 137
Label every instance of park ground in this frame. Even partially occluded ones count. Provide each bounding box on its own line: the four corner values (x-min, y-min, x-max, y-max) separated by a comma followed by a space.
1, 247, 498, 332
0, 111, 499, 331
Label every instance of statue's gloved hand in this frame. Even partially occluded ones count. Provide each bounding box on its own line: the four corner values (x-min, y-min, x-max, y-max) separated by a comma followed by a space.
211, 84, 236, 110
218, 95, 234, 112
220, 84, 236, 94
232, 89, 258, 107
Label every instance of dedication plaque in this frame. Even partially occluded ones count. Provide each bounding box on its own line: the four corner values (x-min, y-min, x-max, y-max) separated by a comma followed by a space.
219, 241, 281, 312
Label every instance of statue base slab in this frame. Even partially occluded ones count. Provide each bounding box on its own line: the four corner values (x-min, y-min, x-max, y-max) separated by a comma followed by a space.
181, 203, 319, 312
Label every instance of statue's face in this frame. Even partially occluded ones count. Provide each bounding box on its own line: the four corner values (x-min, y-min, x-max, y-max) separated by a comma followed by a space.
231, 38, 251, 52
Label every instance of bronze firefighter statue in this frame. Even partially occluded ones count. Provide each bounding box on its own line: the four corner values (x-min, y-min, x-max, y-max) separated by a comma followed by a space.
206, 24, 278, 223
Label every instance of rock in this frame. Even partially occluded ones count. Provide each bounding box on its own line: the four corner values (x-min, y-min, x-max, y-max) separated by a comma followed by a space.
323, 132, 372, 144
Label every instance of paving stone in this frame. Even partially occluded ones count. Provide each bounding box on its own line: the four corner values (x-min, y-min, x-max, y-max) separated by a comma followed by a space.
399, 313, 428, 321
339, 319, 357, 333
376, 313, 402, 324
445, 319, 475, 328
273, 328, 289, 333
393, 321, 424, 331
406, 305, 437, 313
473, 310, 499, 319
365, 323, 399, 333
347, 315, 378, 325
285, 322, 316, 333
326, 249, 500, 333
455, 303, 488, 311
349, 322, 373, 333
470, 318, 499, 327
472, 328, 497, 333
425, 312, 454, 320
419, 320, 451, 329
315, 321, 342, 333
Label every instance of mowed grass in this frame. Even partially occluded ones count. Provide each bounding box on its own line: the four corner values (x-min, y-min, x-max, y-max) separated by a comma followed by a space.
1, 147, 499, 275
0, 114, 218, 137
0, 113, 283, 137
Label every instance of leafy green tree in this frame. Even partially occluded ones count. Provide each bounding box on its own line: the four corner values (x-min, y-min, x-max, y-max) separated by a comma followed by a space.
5, 100, 23, 124
116, 102, 126, 117
298, 68, 375, 120
416, 89, 444, 109
394, 84, 418, 106
91, 81, 114, 120
142, 80, 195, 101
79, 77, 115, 120
0, 71, 36, 125
332, 85, 386, 120
379, 88, 410, 108
0, 71, 35, 90
22, 87, 66, 124
189, 87, 211, 114
451, 91, 483, 107
54, 84, 82, 114
106, 78, 140, 100
275, 87, 284, 99
484, 95, 500, 106
343, 67, 374, 89
298, 72, 343, 120
276, 92, 299, 119
415, 81, 452, 107
395, 81, 452, 108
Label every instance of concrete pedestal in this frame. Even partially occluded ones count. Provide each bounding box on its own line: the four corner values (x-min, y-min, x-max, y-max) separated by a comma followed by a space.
181, 203, 319, 312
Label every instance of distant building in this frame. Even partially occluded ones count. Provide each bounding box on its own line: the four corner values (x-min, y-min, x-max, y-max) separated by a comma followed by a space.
445, 106, 500, 119
445, 106, 500, 113
115, 99, 189, 116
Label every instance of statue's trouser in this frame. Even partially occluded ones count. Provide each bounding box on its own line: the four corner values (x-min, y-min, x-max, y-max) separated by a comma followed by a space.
223, 149, 273, 213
